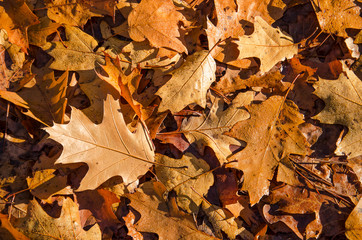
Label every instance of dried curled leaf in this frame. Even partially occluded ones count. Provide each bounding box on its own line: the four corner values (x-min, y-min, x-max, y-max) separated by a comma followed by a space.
46, 95, 154, 191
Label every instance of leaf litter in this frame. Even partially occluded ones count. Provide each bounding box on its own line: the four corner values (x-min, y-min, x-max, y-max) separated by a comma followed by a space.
0, 0, 361, 239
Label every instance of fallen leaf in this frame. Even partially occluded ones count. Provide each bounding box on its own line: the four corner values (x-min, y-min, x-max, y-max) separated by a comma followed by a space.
234, 16, 297, 73
180, 92, 252, 164
0, 70, 68, 125
11, 197, 102, 240
345, 198, 362, 240
155, 152, 214, 213
237, 0, 286, 24
46, 95, 154, 191
313, 0, 362, 38
0, 0, 39, 53
76, 189, 121, 231
226, 96, 310, 204
313, 62, 362, 158
28, 17, 61, 47
128, 0, 188, 53
126, 181, 216, 240
202, 201, 253, 240
42, 26, 104, 71
46, 0, 101, 27
156, 50, 216, 113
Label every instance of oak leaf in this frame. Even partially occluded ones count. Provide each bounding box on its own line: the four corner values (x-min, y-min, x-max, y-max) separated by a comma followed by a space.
0, 0, 39, 53
225, 96, 310, 204
234, 16, 297, 73
11, 197, 102, 240
155, 152, 214, 213
0, 71, 68, 125
28, 17, 61, 47
313, 0, 362, 38
128, 0, 188, 53
126, 182, 216, 240
156, 50, 216, 113
42, 26, 104, 71
46, 95, 154, 191
313, 63, 362, 158
180, 92, 253, 164
46, 0, 101, 27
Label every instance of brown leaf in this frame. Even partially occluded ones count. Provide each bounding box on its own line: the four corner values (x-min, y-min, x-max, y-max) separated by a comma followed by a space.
76, 189, 121, 231
313, 62, 362, 158
0, 0, 39, 53
46, 95, 154, 191
233, 17, 297, 73
28, 17, 61, 47
11, 197, 102, 240
0, 70, 68, 125
0, 213, 29, 240
126, 181, 216, 240
156, 50, 216, 113
46, 0, 101, 27
128, 0, 188, 53
155, 152, 214, 213
180, 92, 252, 164
313, 0, 362, 38
226, 96, 310, 204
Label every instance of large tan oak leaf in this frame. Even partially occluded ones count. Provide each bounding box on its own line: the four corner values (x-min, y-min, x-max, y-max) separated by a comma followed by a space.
225, 96, 309, 204
46, 95, 154, 191
180, 92, 253, 164
235, 16, 297, 73
128, 0, 188, 53
313, 63, 362, 158
156, 50, 216, 113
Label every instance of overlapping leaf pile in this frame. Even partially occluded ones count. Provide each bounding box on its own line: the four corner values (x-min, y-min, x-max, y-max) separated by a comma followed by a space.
0, 0, 361, 239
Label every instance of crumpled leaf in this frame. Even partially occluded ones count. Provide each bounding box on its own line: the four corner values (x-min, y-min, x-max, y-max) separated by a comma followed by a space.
234, 16, 297, 73
46, 95, 154, 191
128, 0, 188, 53
264, 185, 326, 239
226, 96, 310, 204
155, 152, 214, 213
126, 181, 215, 240
313, 62, 362, 158
42, 26, 104, 71
313, 0, 362, 38
156, 50, 216, 113
28, 17, 61, 47
345, 198, 362, 240
11, 197, 102, 240
0, 0, 39, 53
202, 201, 253, 240
0, 70, 68, 125
180, 92, 252, 164
46, 0, 101, 27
